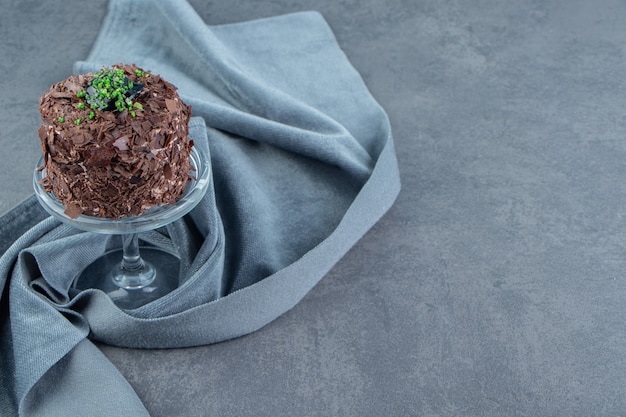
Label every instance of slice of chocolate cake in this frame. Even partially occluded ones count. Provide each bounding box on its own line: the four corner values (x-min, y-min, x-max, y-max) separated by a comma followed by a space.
38, 64, 194, 219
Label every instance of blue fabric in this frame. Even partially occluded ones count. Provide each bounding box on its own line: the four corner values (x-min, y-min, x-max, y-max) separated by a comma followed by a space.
0, 0, 399, 414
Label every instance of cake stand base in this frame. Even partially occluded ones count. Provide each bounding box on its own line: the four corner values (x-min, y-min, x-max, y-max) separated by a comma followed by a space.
75, 247, 179, 310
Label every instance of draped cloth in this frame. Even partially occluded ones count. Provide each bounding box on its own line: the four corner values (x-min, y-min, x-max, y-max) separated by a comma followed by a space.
0, 0, 400, 414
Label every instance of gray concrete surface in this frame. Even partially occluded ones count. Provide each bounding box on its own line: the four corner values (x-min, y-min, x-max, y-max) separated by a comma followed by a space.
3, 0, 626, 415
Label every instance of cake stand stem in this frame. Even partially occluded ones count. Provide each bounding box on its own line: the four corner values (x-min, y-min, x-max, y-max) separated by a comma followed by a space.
111, 233, 157, 289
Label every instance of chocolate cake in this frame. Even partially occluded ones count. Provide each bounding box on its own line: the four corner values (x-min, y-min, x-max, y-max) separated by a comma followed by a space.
38, 64, 193, 219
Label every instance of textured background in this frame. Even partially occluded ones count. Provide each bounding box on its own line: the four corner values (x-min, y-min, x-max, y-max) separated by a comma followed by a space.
3, 0, 626, 415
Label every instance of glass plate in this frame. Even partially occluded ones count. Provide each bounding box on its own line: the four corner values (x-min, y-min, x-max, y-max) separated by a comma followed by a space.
33, 145, 210, 234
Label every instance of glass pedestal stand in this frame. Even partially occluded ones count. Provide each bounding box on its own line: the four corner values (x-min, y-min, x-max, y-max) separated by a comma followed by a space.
33, 146, 210, 309
75, 236, 181, 309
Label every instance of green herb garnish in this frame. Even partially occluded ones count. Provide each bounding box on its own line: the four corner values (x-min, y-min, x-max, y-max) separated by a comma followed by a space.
85, 67, 144, 113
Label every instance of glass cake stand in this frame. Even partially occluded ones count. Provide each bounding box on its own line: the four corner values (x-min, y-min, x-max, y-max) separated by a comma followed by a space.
33, 146, 210, 309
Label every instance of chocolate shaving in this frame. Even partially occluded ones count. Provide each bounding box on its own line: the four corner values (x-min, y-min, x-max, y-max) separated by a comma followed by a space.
113, 136, 130, 151
64, 203, 83, 219
165, 99, 178, 113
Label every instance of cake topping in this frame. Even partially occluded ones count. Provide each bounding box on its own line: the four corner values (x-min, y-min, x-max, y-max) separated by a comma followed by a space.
85, 67, 144, 113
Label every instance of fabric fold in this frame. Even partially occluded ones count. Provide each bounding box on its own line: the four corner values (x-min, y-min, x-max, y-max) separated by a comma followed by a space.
0, 0, 400, 414
77, 0, 376, 181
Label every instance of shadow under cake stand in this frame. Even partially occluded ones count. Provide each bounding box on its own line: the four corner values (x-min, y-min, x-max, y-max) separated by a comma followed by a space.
33, 146, 210, 309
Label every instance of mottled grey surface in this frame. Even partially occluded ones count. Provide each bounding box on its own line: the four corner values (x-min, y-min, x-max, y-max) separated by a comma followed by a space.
2, 0, 626, 416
